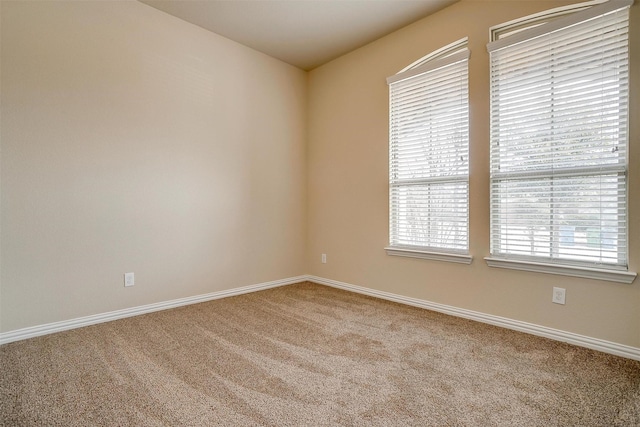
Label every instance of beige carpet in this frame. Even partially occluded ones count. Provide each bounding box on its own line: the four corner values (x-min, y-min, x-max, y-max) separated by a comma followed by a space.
1, 282, 639, 426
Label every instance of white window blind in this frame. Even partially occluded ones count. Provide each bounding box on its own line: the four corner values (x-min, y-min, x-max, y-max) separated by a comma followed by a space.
488, 0, 631, 269
387, 43, 470, 256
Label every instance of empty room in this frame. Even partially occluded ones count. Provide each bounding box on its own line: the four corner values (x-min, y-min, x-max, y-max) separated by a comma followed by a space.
1, 0, 639, 425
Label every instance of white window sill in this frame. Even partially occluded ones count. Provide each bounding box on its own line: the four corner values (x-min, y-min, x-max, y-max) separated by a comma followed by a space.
484, 257, 637, 284
385, 247, 473, 264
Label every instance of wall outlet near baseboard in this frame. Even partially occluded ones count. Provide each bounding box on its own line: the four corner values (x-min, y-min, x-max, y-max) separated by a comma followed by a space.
552, 287, 566, 305
321, 254, 327, 264
124, 272, 135, 287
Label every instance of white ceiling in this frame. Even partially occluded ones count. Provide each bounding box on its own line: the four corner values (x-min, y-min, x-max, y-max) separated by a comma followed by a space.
139, 0, 458, 70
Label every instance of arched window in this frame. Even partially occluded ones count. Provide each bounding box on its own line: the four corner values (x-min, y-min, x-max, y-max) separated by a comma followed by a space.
385, 39, 471, 264
486, 0, 635, 283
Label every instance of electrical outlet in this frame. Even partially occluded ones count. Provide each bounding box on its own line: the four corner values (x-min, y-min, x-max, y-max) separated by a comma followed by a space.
124, 272, 135, 287
552, 287, 566, 305
321, 253, 327, 264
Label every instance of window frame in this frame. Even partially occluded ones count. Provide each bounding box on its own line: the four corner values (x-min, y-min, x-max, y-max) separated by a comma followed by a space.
484, 0, 636, 283
385, 39, 472, 264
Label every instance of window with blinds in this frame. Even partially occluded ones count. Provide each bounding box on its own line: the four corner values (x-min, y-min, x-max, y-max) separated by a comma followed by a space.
488, 0, 631, 272
386, 40, 470, 262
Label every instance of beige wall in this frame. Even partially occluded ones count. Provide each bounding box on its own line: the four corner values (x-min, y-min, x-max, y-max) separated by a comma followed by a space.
307, 0, 640, 347
2, 0, 638, 350
0, 1, 307, 332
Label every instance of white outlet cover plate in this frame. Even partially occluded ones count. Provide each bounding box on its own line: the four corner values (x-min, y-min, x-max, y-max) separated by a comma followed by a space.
124, 272, 135, 287
552, 287, 566, 304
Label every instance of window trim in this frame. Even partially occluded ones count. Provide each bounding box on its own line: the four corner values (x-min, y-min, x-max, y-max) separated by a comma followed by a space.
487, 0, 629, 52
386, 246, 473, 264
484, 257, 636, 284
488, 0, 605, 42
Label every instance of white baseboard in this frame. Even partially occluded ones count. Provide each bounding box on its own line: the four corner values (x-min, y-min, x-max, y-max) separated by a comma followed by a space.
0, 275, 307, 345
3, 274, 639, 361
306, 275, 640, 361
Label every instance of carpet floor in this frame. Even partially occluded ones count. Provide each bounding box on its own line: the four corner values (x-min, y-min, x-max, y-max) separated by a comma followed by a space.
1, 281, 639, 426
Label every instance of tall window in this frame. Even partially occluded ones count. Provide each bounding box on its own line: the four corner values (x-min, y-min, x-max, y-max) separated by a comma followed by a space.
487, 0, 635, 282
386, 40, 471, 264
